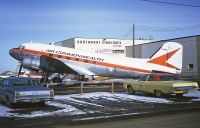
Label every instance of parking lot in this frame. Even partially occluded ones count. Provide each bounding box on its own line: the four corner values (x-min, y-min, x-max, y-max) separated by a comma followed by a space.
0, 89, 200, 127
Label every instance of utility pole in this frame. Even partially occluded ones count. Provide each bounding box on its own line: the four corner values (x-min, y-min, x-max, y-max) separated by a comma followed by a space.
133, 23, 135, 58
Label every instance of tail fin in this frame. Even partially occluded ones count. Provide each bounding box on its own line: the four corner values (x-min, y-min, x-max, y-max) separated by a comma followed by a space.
148, 42, 183, 71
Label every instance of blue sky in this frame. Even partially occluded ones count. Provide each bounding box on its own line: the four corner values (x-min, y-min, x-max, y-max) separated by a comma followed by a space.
0, 0, 200, 72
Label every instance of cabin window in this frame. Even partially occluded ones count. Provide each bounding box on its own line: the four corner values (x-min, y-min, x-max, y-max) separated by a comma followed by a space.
75, 58, 79, 61
188, 64, 193, 70
58, 55, 62, 58
84, 60, 88, 63
49, 54, 53, 57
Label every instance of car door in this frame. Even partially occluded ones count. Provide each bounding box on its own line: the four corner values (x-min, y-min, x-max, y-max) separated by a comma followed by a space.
142, 75, 154, 93
138, 75, 149, 92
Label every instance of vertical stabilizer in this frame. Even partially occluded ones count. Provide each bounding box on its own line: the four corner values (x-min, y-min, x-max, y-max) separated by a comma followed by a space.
148, 42, 183, 71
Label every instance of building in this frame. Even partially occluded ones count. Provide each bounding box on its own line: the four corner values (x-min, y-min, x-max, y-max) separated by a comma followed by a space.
54, 36, 200, 77
54, 38, 152, 57
126, 35, 200, 77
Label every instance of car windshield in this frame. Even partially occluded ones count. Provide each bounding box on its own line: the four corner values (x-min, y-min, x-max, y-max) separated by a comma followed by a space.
159, 75, 179, 81
11, 79, 31, 86
0, 78, 4, 84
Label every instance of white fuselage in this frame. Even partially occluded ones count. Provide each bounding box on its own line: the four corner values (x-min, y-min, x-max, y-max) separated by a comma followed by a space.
12, 43, 181, 77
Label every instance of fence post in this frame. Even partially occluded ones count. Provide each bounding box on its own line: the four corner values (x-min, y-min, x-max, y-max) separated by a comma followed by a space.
111, 82, 114, 94
81, 82, 83, 95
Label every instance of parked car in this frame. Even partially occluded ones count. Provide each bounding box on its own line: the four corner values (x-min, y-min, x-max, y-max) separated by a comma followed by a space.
0, 77, 54, 107
123, 73, 198, 97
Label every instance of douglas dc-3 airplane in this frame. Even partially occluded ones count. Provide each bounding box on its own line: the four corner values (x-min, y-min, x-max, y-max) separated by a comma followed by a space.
9, 42, 182, 78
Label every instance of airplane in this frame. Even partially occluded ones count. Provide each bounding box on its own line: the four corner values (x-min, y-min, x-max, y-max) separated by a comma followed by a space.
9, 42, 183, 78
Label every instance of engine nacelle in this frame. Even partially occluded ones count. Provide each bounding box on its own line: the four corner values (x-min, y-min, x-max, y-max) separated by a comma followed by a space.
22, 57, 40, 70
21, 55, 78, 74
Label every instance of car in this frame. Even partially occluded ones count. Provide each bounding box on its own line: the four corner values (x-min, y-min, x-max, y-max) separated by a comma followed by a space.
123, 73, 198, 97
0, 77, 54, 107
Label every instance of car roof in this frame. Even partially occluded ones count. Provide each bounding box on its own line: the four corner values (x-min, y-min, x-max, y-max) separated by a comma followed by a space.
6, 77, 34, 80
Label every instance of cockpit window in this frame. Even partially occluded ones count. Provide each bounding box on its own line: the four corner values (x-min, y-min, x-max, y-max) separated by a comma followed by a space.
18, 45, 25, 49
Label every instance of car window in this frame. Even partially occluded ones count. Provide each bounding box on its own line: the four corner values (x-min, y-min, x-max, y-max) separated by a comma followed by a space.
3, 79, 9, 85
159, 75, 179, 81
11, 79, 31, 86
32, 80, 40, 85
0, 78, 4, 84
148, 75, 154, 81
141, 75, 148, 81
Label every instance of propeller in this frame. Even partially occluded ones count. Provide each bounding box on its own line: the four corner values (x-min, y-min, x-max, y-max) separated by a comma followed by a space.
18, 63, 23, 77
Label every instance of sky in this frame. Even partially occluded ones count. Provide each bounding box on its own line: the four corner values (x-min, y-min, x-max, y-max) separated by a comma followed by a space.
0, 0, 200, 72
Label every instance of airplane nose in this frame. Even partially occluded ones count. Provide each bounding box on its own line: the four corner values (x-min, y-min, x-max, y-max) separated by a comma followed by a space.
9, 48, 23, 61
9, 48, 14, 55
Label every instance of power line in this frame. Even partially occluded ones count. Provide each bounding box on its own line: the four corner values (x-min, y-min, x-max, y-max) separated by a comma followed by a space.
140, 0, 200, 8
122, 27, 133, 39
121, 24, 200, 39
135, 24, 200, 32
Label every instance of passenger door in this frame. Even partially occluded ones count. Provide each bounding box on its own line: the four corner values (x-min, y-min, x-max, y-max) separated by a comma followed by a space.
142, 75, 154, 93
138, 75, 149, 92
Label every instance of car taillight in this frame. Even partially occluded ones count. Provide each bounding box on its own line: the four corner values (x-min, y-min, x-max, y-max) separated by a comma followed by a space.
15, 92, 20, 100
49, 91, 54, 98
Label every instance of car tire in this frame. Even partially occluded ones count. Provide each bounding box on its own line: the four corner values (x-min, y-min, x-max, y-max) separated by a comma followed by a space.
154, 90, 163, 98
5, 97, 12, 108
38, 101, 46, 106
127, 86, 135, 95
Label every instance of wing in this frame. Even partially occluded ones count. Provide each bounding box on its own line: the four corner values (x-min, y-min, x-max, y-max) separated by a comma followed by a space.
40, 55, 96, 75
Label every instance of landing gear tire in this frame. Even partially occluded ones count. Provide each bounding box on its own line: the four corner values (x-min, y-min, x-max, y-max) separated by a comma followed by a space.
154, 90, 163, 98
127, 86, 135, 95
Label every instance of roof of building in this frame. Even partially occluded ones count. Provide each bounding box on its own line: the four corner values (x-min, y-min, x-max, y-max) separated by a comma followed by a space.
140, 34, 200, 46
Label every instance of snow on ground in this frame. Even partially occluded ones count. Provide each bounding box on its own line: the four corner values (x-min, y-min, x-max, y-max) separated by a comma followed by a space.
184, 91, 200, 100
0, 101, 86, 118
1, 91, 200, 119
0, 105, 13, 117
54, 92, 173, 104
11, 101, 86, 118
55, 95, 103, 107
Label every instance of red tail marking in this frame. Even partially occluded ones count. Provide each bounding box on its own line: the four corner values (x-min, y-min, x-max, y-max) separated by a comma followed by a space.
148, 48, 180, 70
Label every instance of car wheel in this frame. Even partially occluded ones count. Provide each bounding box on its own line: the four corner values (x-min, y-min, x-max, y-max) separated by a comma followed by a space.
5, 97, 12, 108
38, 101, 46, 106
154, 90, 163, 98
127, 86, 135, 95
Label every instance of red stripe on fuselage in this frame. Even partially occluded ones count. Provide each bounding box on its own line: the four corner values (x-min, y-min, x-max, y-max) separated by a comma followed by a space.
13, 48, 151, 74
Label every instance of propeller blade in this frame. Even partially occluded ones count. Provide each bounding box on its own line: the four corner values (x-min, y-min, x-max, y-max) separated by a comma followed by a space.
18, 63, 23, 77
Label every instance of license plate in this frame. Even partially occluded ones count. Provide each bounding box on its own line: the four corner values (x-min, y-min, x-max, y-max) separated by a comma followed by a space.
175, 90, 184, 93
